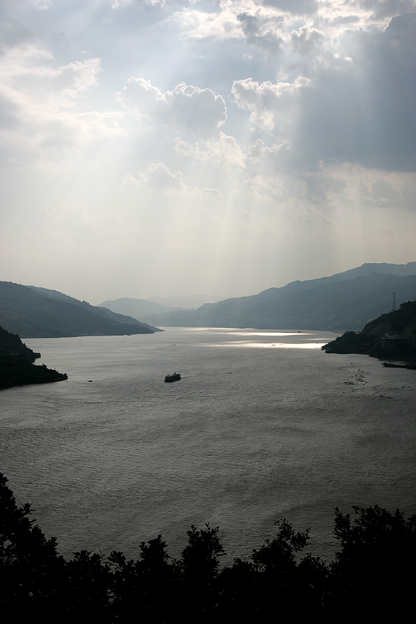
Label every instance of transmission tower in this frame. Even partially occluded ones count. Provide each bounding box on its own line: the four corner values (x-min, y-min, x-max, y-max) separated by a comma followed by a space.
392, 291, 397, 311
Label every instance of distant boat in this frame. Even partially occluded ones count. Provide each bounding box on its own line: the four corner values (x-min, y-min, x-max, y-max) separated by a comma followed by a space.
164, 372, 181, 383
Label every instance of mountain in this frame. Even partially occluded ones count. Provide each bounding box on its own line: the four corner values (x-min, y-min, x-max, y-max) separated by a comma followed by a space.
157, 263, 416, 330
148, 294, 221, 309
0, 325, 67, 389
99, 294, 223, 323
99, 297, 177, 320
277, 261, 416, 295
0, 282, 157, 338
322, 300, 416, 364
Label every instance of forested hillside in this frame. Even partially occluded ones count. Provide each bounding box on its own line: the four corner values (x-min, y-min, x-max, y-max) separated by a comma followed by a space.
0, 326, 67, 389
0, 282, 157, 338
322, 301, 416, 364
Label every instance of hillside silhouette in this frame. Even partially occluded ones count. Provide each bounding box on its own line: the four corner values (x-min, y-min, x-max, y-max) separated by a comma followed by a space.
0, 326, 67, 389
322, 300, 416, 364
0, 282, 157, 338
150, 263, 416, 330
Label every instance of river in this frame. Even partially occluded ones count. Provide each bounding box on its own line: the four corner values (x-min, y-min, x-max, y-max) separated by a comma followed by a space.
1, 327, 415, 564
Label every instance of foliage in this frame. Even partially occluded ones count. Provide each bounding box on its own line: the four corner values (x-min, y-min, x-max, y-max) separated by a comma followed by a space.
0, 281, 154, 338
0, 326, 39, 363
0, 324, 68, 390
328, 505, 416, 618
363, 300, 416, 336
321, 331, 378, 354
322, 299, 416, 362
1, 472, 416, 621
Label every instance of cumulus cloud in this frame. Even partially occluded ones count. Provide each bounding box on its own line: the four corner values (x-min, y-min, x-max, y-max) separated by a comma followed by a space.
290, 27, 324, 57
232, 76, 309, 134
145, 162, 184, 190
172, 3, 245, 40
174, 132, 245, 171
172, 0, 398, 52
120, 78, 227, 137
201, 187, 221, 200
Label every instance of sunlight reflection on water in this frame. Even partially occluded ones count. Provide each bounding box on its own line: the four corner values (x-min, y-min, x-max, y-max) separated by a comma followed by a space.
204, 342, 325, 349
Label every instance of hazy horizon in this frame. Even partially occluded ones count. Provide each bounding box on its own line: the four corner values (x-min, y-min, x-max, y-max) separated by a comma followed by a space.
1, 1, 415, 305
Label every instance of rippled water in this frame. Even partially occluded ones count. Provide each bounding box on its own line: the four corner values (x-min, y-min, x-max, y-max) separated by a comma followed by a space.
1, 327, 415, 563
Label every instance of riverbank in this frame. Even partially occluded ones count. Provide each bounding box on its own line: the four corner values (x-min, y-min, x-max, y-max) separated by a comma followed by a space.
0, 325, 68, 390
0, 357, 68, 390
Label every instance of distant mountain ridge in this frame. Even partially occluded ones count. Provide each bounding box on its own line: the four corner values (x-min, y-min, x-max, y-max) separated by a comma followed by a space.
0, 282, 157, 338
279, 261, 416, 294
155, 263, 416, 330
99, 297, 177, 319
148, 294, 221, 308
99, 293, 222, 322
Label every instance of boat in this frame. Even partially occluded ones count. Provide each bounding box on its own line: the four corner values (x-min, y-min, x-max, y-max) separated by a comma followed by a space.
164, 372, 181, 382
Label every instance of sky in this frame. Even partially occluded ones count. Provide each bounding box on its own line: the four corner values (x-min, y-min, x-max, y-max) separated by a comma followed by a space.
0, 0, 415, 304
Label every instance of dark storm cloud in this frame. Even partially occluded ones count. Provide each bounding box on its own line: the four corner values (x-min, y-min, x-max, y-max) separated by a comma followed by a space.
296, 13, 416, 171
234, 12, 416, 173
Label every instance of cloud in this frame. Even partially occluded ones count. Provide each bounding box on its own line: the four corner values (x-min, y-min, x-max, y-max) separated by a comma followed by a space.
120, 78, 227, 137
257, 0, 319, 15
237, 12, 284, 56
174, 132, 245, 171
34, 0, 53, 9
296, 13, 416, 171
201, 187, 221, 200
357, 0, 416, 19
145, 162, 184, 190
124, 162, 185, 195
0, 44, 124, 166
244, 172, 288, 202
290, 27, 324, 57
232, 13, 416, 172
232, 76, 309, 133
172, 3, 245, 40
360, 176, 403, 208
124, 161, 226, 202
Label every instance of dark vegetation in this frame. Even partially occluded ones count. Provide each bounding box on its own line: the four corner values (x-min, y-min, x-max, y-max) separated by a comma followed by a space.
1, 472, 415, 621
0, 282, 156, 338
322, 300, 416, 365
0, 326, 67, 390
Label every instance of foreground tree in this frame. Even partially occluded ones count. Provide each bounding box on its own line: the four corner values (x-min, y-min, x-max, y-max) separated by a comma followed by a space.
1, 472, 416, 621
0, 473, 66, 617
328, 505, 416, 618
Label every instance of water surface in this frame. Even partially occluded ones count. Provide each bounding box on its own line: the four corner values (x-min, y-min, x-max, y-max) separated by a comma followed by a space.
1, 328, 415, 563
